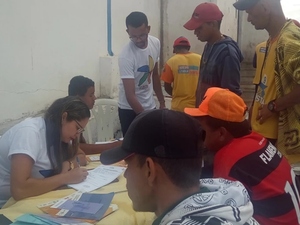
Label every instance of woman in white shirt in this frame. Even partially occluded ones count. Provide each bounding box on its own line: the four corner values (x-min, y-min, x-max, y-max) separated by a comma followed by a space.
0, 96, 90, 208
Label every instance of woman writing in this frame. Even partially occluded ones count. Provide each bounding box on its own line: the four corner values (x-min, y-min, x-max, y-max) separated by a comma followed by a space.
0, 96, 90, 208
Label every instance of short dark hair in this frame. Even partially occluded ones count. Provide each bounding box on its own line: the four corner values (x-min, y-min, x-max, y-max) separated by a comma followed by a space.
126, 11, 148, 28
136, 153, 202, 189
207, 20, 222, 30
202, 116, 251, 138
174, 46, 190, 52
68, 76, 94, 97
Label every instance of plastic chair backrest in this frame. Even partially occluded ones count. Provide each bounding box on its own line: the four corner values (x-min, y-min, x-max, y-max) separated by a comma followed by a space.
92, 98, 120, 142
83, 115, 94, 144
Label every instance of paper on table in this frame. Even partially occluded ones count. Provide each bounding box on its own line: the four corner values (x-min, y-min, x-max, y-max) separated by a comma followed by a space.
68, 165, 126, 192
51, 199, 103, 214
37, 192, 117, 224
13, 213, 93, 225
87, 155, 100, 161
37, 191, 84, 209
55, 193, 115, 220
13, 214, 55, 225
95, 138, 123, 145
34, 214, 93, 225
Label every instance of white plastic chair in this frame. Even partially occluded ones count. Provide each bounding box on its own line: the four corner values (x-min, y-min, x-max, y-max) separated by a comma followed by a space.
83, 114, 95, 144
83, 99, 121, 143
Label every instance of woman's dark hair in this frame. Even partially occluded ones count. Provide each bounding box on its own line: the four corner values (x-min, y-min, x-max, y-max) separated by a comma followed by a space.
68, 75, 94, 97
44, 96, 90, 173
126, 11, 148, 28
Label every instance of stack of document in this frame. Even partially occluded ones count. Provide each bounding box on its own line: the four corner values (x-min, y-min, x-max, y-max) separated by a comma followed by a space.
68, 165, 126, 192
10, 165, 126, 224
12, 213, 93, 225
35, 191, 117, 224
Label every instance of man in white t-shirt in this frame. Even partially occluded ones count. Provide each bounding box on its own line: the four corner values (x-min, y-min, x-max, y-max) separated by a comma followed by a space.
118, 11, 165, 135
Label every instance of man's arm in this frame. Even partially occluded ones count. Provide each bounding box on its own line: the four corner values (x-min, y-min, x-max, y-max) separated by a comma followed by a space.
274, 84, 300, 111
220, 54, 242, 96
78, 128, 122, 156
164, 83, 173, 96
118, 57, 144, 114
161, 62, 174, 97
80, 141, 122, 155
258, 84, 299, 125
123, 79, 144, 114
153, 63, 166, 108
257, 42, 300, 124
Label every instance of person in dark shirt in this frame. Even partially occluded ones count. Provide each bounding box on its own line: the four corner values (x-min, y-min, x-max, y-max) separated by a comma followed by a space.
184, 2, 243, 107
68, 76, 122, 163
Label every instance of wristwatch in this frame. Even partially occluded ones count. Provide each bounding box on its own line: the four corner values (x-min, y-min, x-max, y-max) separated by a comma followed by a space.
268, 99, 277, 112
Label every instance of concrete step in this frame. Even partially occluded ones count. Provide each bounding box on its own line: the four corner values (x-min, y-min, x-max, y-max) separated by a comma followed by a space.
241, 75, 255, 85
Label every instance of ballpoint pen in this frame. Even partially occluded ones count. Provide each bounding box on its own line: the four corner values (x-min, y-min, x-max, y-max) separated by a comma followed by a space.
76, 156, 80, 168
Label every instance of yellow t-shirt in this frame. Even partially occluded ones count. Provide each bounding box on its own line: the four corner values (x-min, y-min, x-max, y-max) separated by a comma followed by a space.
251, 40, 279, 139
161, 53, 201, 112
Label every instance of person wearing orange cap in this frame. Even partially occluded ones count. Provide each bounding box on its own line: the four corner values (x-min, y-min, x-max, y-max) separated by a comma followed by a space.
185, 87, 300, 225
234, 0, 300, 169
184, 2, 243, 107
161, 37, 201, 112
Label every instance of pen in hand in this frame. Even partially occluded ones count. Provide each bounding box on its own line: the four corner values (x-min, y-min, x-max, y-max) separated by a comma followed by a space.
76, 156, 80, 168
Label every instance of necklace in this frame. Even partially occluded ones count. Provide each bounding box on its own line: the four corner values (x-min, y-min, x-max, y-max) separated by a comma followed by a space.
202, 35, 224, 64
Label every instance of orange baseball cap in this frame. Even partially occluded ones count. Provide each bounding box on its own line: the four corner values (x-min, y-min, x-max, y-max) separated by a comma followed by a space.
184, 87, 247, 122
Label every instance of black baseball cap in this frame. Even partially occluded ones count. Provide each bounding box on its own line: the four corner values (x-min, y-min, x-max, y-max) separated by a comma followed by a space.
233, 0, 260, 11
100, 109, 203, 165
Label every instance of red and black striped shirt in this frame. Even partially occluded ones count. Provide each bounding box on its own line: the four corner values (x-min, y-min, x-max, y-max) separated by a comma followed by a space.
214, 131, 300, 225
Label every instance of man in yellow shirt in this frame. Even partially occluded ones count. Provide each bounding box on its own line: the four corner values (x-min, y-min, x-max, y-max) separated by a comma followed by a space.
250, 39, 279, 146
234, 0, 300, 166
251, 20, 300, 147
161, 37, 201, 112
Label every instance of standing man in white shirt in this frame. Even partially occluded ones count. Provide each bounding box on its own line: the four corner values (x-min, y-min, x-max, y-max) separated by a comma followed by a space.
118, 11, 165, 135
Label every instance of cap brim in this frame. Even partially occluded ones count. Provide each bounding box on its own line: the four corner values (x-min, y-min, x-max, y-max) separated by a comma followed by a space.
233, 0, 257, 10
184, 108, 207, 117
183, 19, 204, 30
100, 146, 134, 165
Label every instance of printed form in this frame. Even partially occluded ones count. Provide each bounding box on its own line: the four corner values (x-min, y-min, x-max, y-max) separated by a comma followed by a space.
69, 165, 126, 192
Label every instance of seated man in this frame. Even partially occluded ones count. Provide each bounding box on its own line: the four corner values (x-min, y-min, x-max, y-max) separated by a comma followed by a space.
68, 76, 122, 162
185, 87, 300, 225
100, 109, 258, 225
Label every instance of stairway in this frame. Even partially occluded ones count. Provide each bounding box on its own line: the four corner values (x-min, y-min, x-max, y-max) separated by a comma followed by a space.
240, 62, 256, 107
